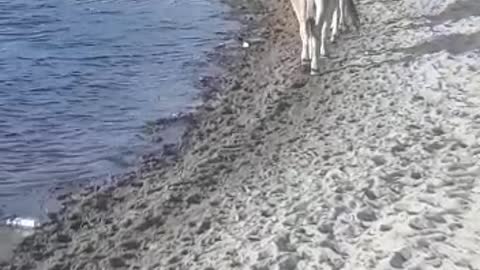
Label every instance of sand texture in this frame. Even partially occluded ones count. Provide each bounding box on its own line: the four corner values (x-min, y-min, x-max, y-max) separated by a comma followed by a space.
4, 0, 480, 269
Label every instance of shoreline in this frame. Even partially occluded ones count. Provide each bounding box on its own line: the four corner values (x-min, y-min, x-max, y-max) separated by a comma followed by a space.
6, 0, 480, 269
0, 0, 239, 226
0, 0, 240, 223
2, 0, 269, 267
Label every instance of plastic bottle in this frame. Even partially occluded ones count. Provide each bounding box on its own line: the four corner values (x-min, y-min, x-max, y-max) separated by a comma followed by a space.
4, 217, 39, 229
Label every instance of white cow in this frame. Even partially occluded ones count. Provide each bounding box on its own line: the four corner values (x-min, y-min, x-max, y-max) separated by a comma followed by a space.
290, 0, 359, 75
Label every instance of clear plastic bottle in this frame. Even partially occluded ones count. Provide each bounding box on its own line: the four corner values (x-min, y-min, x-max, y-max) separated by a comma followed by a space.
4, 217, 39, 229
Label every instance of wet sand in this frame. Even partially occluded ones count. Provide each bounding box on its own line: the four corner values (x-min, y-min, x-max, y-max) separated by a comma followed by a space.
0, 228, 26, 263
5, 0, 480, 269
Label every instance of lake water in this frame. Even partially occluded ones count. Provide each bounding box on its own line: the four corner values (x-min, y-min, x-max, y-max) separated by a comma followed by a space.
0, 0, 237, 220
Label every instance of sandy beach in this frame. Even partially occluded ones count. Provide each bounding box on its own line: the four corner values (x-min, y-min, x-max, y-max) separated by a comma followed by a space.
4, 0, 480, 269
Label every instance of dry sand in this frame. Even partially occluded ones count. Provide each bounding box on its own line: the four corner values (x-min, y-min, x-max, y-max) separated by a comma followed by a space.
4, 0, 480, 269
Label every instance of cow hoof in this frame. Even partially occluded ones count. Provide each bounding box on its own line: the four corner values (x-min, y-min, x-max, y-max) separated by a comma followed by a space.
320, 49, 329, 58
310, 69, 321, 76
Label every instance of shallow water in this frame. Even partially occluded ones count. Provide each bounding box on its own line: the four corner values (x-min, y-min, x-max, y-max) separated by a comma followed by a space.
0, 0, 237, 219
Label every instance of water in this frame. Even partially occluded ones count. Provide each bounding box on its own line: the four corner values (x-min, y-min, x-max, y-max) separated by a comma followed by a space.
0, 0, 237, 219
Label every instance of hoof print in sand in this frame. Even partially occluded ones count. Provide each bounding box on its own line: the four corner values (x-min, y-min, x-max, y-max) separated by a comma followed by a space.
120, 240, 141, 250
108, 257, 128, 268
49, 262, 71, 270
134, 215, 165, 231
186, 193, 203, 205
408, 217, 434, 231
371, 155, 387, 166
55, 233, 72, 244
318, 222, 334, 234
363, 189, 378, 200
356, 208, 377, 222
251, 264, 270, 270
275, 233, 297, 252
389, 248, 412, 269
290, 77, 309, 89
379, 224, 393, 232
278, 255, 301, 270
197, 219, 212, 234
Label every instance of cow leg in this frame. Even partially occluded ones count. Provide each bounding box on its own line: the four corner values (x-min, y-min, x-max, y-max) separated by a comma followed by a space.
315, 0, 332, 58
339, 0, 347, 32
310, 25, 321, 75
310, 0, 325, 75
290, 0, 310, 67
300, 21, 311, 66
322, 0, 337, 57
330, 5, 339, 43
320, 20, 329, 57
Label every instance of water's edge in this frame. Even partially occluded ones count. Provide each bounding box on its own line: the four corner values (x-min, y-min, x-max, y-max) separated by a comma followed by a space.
0, 0, 245, 262
0, 0, 239, 220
